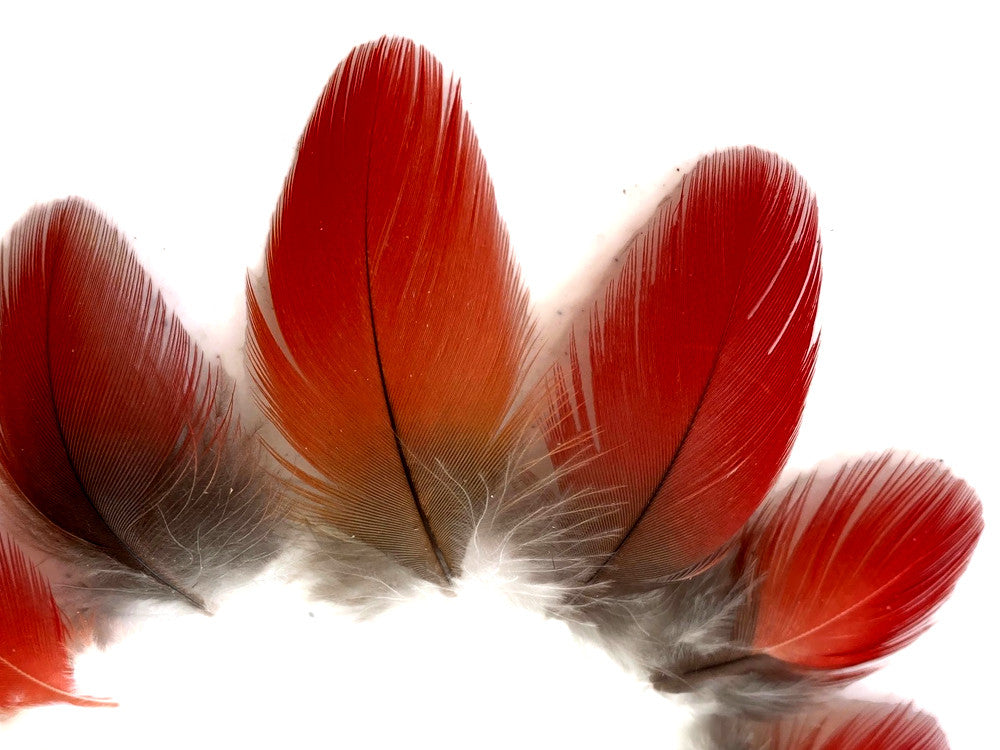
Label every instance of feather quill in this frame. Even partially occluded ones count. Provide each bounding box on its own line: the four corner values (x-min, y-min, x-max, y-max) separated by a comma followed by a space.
0, 199, 274, 620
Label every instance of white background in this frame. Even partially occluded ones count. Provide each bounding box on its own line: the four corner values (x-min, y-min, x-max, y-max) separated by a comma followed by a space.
0, 2, 996, 748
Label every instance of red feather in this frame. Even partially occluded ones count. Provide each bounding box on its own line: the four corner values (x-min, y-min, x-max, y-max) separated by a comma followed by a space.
741, 453, 982, 673
729, 701, 948, 749
0, 199, 272, 613
0, 536, 112, 711
545, 147, 821, 582
0, 32, 985, 747
247, 38, 534, 584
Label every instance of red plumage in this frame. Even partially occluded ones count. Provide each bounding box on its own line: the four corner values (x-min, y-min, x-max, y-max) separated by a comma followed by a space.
0, 536, 111, 711
740, 453, 982, 674
0, 198, 272, 616
247, 37, 534, 585
0, 35, 984, 747
545, 147, 821, 582
242, 47, 982, 736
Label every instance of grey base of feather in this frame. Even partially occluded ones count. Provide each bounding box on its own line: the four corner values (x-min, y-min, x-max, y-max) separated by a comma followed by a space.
280, 457, 826, 724
288, 493, 610, 620
689, 713, 771, 750
291, 523, 433, 618
285, 446, 626, 618
0, 468, 283, 647
687, 699, 949, 750
0, 501, 196, 646
564, 555, 824, 720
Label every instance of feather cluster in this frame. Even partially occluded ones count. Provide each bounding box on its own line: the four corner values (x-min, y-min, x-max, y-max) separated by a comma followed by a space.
0, 37, 983, 747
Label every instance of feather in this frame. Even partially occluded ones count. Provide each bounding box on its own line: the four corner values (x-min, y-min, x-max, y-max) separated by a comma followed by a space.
697, 701, 948, 749
652, 453, 982, 710
741, 452, 981, 673
0, 535, 112, 711
545, 146, 821, 584
0, 199, 275, 620
0, 26, 988, 746
246, 37, 535, 591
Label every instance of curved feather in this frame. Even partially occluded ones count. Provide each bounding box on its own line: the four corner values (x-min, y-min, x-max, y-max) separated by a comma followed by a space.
741, 453, 982, 672
0, 535, 112, 711
0, 199, 273, 612
247, 38, 533, 584
545, 147, 820, 582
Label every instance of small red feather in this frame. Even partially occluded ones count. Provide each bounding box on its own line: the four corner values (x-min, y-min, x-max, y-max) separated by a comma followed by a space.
0, 535, 112, 711
740, 453, 982, 674
545, 147, 821, 582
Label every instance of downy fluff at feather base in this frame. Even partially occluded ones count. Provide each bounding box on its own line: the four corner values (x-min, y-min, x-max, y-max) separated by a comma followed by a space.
0, 36, 982, 746
245, 36, 983, 743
